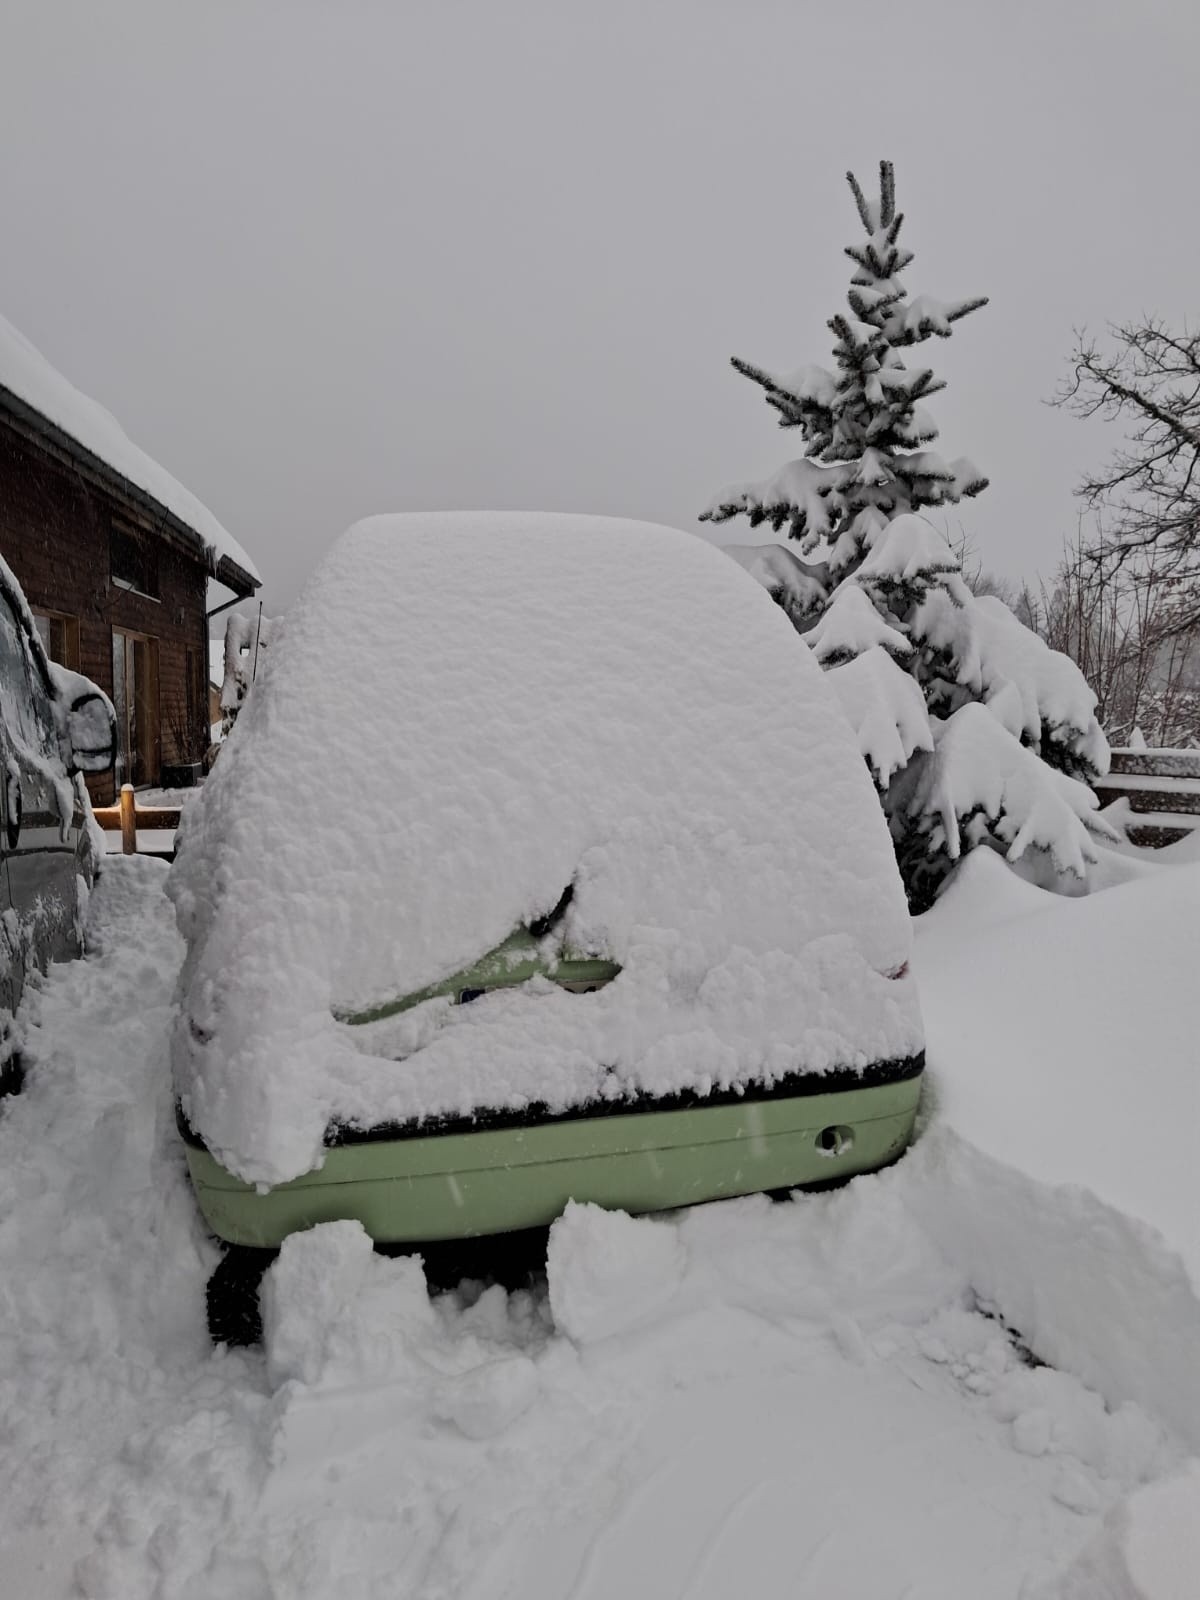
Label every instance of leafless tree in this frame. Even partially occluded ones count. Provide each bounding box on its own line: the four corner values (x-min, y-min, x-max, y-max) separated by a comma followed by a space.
1055, 318, 1200, 633
1024, 524, 1199, 746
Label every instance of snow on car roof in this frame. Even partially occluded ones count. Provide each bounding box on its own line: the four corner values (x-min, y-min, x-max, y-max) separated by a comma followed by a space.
170, 513, 921, 1185
0, 311, 259, 586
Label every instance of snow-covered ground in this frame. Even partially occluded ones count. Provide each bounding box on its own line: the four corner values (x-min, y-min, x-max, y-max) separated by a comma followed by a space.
0, 852, 1195, 1598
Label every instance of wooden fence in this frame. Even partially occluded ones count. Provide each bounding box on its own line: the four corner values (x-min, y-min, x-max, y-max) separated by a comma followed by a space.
1093, 748, 1200, 847
92, 784, 183, 856
95, 757, 1199, 857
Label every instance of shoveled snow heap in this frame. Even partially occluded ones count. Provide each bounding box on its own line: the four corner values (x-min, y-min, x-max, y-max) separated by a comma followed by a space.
169, 513, 921, 1186
0, 311, 258, 584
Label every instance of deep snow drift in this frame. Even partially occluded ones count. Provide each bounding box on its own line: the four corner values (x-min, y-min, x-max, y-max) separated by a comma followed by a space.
909, 849, 1200, 1447
0, 857, 1195, 1599
170, 513, 921, 1186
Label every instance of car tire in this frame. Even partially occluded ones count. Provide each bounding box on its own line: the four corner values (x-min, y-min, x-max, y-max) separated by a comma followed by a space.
206, 1244, 278, 1347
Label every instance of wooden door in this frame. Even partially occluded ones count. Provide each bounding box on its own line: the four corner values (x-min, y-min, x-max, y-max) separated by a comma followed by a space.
112, 629, 161, 788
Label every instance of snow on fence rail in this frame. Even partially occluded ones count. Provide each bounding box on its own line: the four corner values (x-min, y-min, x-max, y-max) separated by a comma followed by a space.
92, 784, 182, 856
1094, 748, 1200, 846
94, 752, 1199, 860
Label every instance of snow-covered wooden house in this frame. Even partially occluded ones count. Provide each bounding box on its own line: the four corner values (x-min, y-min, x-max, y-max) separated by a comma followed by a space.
0, 313, 259, 800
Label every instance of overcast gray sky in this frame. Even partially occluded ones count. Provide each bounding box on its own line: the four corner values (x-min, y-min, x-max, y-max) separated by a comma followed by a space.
2, 0, 1197, 615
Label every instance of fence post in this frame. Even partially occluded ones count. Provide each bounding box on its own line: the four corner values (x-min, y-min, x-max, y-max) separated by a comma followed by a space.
119, 783, 137, 856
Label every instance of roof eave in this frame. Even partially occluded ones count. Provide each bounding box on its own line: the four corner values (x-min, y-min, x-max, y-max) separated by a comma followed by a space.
0, 382, 260, 599
214, 553, 261, 599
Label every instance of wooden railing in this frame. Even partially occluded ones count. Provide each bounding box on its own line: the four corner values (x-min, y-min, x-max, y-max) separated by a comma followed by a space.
92, 783, 183, 855
1094, 748, 1200, 846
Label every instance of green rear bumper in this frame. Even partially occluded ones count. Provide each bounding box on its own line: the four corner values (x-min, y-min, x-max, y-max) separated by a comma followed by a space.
184, 1071, 923, 1248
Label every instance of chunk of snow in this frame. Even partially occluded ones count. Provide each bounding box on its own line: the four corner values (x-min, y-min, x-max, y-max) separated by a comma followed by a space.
807, 582, 912, 664
170, 514, 920, 1186
826, 646, 934, 783
702, 456, 838, 540
905, 702, 1108, 878
911, 580, 983, 691
856, 511, 959, 589
973, 595, 1108, 773
547, 1201, 689, 1343
892, 402, 940, 444
432, 1354, 540, 1440
852, 445, 892, 488
765, 362, 839, 407
882, 292, 986, 343
721, 542, 827, 621
0, 312, 258, 584
261, 1221, 435, 1390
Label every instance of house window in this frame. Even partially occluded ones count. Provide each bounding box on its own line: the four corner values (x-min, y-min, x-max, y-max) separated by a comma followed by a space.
110, 523, 159, 600
112, 628, 160, 787
31, 610, 81, 672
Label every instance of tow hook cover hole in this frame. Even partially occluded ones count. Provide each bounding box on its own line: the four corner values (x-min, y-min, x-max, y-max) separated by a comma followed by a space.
816, 1125, 854, 1157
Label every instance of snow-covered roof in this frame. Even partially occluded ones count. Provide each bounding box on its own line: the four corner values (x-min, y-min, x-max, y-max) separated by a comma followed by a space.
170, 512, 921, 1186
0, 312, 259, 590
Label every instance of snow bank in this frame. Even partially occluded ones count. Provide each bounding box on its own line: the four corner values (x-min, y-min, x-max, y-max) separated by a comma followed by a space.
905, 850, 1200, 1444
901, 1130, 1200, 1451
546, 1177, 967, 1341
255, 1187, 1180, 1599
6, 857, 1190, 1599
0, 311, 258, 584
0, 858, 273, 1600
1057, 1460, 1200, 1600
171, 513, 921, 1185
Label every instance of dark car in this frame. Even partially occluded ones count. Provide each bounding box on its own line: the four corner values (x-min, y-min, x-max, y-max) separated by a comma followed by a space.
0, 558, 117, 1091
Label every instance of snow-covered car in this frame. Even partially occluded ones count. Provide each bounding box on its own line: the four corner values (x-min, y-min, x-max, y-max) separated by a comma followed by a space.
170, 514, 925, 1326
0, 557, 117, 1092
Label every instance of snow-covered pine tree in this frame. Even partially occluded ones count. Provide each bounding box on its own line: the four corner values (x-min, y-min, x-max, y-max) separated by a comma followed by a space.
703, 160, 1112, 909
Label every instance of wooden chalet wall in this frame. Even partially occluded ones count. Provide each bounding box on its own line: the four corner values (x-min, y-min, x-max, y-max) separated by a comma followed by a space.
0, 417, 210, 805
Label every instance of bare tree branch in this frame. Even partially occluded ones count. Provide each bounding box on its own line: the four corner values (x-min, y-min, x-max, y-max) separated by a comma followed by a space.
1028, 521, 1200, 746
1053, 319, 1200, 630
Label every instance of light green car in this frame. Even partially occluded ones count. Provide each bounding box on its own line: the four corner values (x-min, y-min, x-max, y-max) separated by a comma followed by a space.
174, 513, 924, 1344
184, 908, 921, 1342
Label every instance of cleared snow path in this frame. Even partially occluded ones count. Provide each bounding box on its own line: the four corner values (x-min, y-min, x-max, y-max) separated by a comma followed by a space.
0, 861, 1187, 1598
0, 859, 268, 1599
